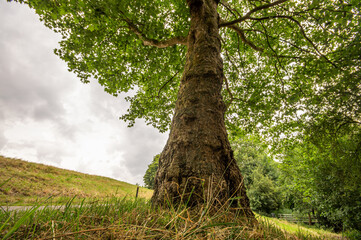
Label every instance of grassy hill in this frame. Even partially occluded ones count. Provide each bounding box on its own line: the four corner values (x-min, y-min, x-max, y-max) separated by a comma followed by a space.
0, 156, 152, 205
1, 157, 346, 239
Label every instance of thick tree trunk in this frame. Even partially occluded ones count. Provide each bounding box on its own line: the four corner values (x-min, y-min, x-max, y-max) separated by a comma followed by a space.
152, 0, 253, 218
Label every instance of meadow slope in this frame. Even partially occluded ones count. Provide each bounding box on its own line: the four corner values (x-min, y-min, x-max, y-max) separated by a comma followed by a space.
0, 156, 152, 205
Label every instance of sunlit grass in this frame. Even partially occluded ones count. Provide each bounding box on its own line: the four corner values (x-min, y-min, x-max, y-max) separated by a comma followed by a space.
257, 214, 344, 240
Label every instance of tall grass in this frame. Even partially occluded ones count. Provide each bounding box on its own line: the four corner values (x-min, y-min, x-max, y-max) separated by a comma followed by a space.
0, 196, 333, 240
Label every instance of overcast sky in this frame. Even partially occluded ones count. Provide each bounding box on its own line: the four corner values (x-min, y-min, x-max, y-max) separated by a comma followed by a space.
0, 1, 168, 185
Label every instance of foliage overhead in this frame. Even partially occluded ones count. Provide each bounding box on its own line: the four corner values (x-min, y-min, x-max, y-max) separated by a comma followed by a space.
8, 0, 360, 141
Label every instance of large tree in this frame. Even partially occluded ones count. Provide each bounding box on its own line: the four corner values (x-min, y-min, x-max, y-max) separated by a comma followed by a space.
9, 0, 360, 217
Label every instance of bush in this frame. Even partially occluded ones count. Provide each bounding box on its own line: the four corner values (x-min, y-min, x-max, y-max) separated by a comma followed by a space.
345, 229, 361, 240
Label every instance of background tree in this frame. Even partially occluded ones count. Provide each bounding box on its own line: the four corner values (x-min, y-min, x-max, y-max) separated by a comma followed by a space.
143, 154, 159, 189
279, 141, 361, 232
10, 0, 360, 216
231, 135, 279, 186
247, 167, 281, 215
231, 135, 281, 214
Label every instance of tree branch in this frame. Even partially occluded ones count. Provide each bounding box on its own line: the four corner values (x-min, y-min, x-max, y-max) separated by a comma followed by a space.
223, 75, 245, 109
220, 0, 241, 18
226, 25, 264, 52
261, 16, 337, 68
283, 17, 337, 68
124, 19, 187, 48
157, 70, 180, 98
235, 15, 337, 68
219, 0, 289, 27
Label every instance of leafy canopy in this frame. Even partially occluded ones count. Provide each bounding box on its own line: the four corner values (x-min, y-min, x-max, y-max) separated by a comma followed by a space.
9, 0, 361, 141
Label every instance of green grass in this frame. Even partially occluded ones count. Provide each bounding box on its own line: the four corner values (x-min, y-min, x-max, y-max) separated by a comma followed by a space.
0, 197, 337, 240
0, 156, 152, 205
0, 156, 345, 239
258, 215, 344, 240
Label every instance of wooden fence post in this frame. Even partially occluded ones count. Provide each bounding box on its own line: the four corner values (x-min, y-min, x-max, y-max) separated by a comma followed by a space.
136, 186, 139, 198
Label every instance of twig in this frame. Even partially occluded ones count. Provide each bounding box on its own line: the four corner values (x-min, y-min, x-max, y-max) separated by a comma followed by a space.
220, 0, 241, 18
220, 0, 289, 27
226, 25, 264, 52
157, 70, 180, 98
51, 220, 55, 240
245, 15, 337, 67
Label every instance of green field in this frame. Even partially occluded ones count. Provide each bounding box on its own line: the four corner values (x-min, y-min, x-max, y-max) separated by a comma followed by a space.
0, 156, 152, 205
0, 156, 345, 239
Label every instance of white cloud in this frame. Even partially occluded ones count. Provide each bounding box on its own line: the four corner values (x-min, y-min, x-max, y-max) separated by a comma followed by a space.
0, 1, 168, 185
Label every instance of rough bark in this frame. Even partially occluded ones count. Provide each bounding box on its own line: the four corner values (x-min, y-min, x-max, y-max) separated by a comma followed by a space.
151, 0, 254, 218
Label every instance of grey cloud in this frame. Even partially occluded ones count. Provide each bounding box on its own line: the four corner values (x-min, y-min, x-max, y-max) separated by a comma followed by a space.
116, 122, 168, 178
36, 144, 68, 165
0, 130, 6, 151
111, 165, 136, 184
88, 82, 130, 120
55, 123, 79, 141
0, 52, 67, 123
86, 79, 169, 182
0, 74, 65, 121
0, 112, 7, 151
0, 2, 76, 133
